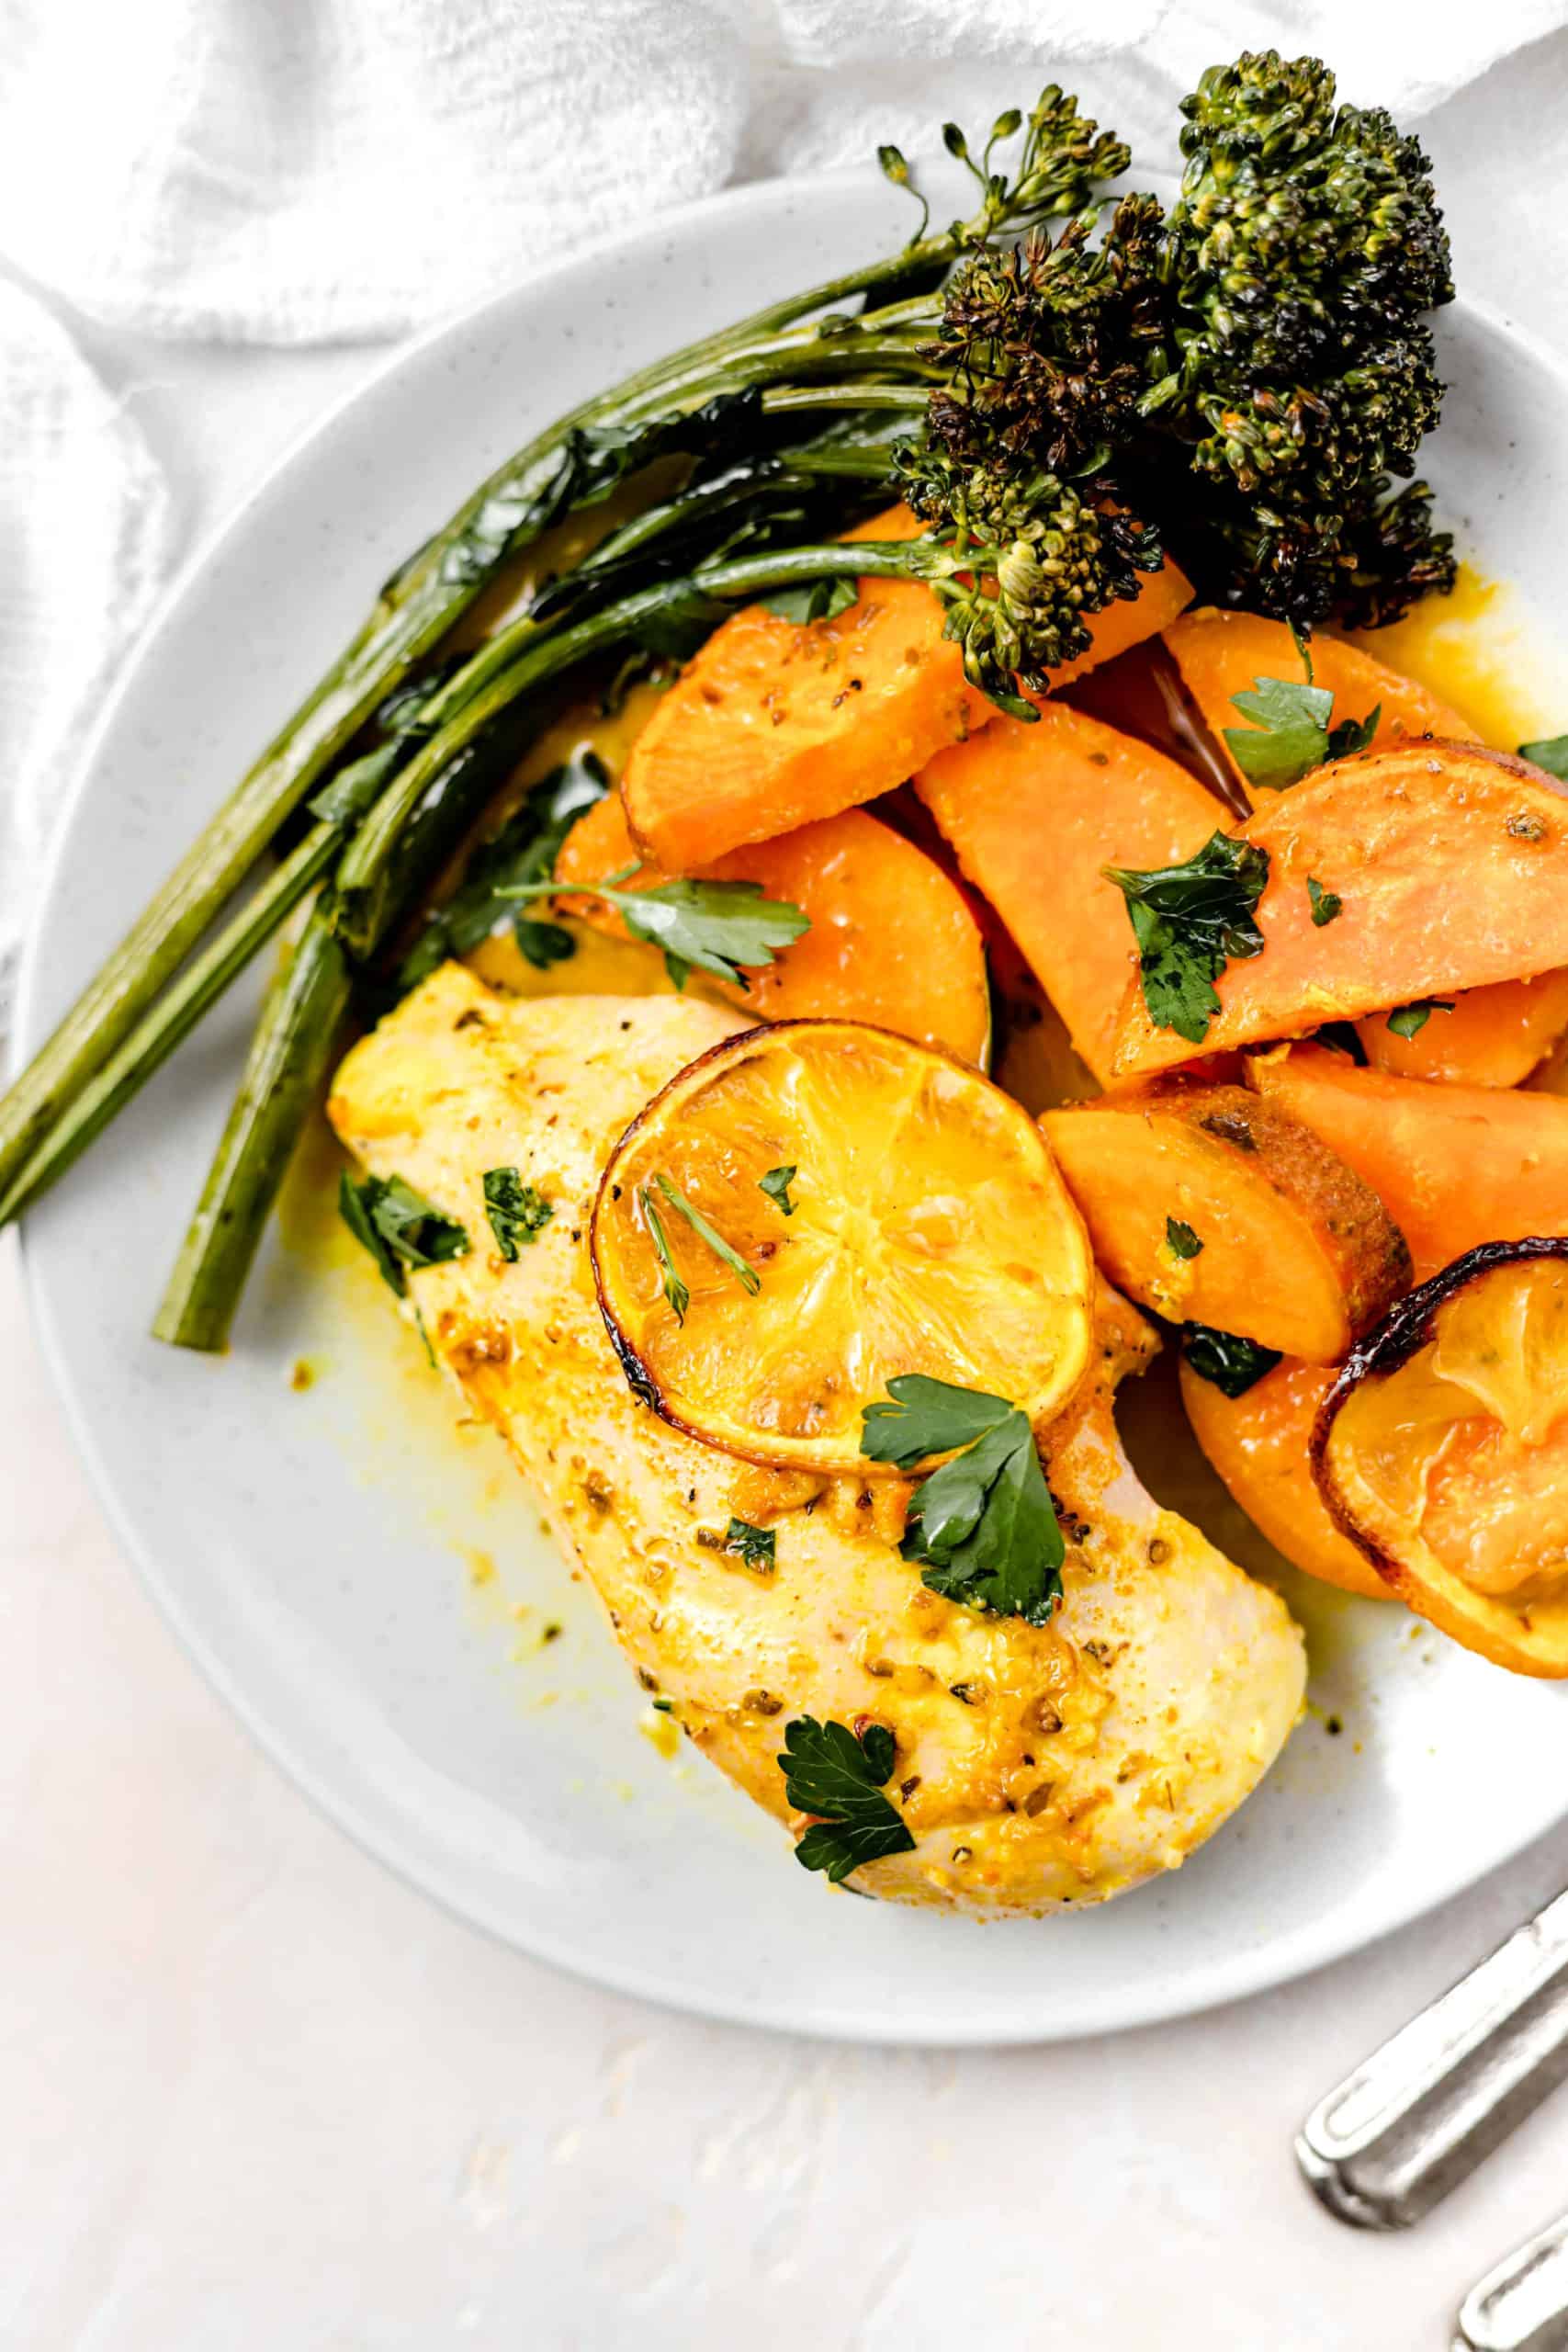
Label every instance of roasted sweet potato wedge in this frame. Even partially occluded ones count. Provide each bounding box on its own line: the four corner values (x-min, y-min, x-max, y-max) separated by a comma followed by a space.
1356, 968, 1568, 1087
1179, 1355, 1390, 1600
1110, 742, 1568, 1078
553, 795, 991, 1063
916, 704, 1221, 1085
622, 504, 1193, 870
1249, 1044, 1568, 1279
1164, 608, 1477, 804
1042, 1080, 1409, 1362
1314, 1239, 1568, 1674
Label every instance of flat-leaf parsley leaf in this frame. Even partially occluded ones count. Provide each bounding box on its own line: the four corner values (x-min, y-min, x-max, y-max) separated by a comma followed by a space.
1166, 1216, 1203, 1260
1306, 876, 1342, 927
507, 864, 808, 991
482, 1167, 552, 1260
1103, 831, 1269, 1046
1385, 997, 1455, 1040
777, 1714, 916, 1883
1182, 1323, 1280, 1397
339, 1172, 469, 1297
861, 1374, 1065, 1625
723, 1517, 776, 1569
759, 1163, 797, 1216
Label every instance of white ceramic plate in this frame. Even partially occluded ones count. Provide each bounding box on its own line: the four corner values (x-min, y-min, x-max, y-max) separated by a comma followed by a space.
18, 170, 1568, 2044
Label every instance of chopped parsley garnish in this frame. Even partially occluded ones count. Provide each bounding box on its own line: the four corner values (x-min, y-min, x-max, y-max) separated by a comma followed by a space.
650, 1171, 760, 1296
1306, 876, 1342, 927
339, 1172, 469, 1297
1385, 997, 1455, 1040
482, 1167, 552, 1260
506, 862, 808, 991
1166, 1216, 1203, 1261
759, 1163, 797, 1216
777, 1715, 916, 1883
1103, 831, 1269, 1046
395, 748, 607, 994
861, 1374, 1064, 1625
1182, 1323, 1280, 1397
760, 576, 858, 626
1224, 643, 1380, 791
723, 1517, 776, 1569
1519, 735, 1568, 779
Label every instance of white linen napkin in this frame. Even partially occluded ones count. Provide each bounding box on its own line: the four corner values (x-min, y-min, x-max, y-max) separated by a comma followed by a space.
3, 0, 1566, 1003
0, 278, 174, 1025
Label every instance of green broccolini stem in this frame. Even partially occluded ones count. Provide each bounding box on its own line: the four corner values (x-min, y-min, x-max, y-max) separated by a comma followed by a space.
0, 823, 342, 1229
0, 239, 966, 1206
152, 906, 353, 1353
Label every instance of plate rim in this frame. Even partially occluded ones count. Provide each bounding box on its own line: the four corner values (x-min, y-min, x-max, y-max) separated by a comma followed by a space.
16, 169, 1568, 2044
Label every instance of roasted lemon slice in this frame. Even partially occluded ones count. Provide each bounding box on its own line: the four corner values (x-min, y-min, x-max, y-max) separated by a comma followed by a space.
1314, 1238, 1568, 1676
591, 1018, 1095, 1474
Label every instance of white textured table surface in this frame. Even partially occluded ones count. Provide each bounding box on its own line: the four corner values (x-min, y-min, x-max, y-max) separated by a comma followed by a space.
11, 46, 1568, 2344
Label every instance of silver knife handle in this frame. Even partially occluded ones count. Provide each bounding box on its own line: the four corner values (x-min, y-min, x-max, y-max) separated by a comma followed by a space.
1455, 2210, 1568, 2352
1297, 1885, 1568, 2229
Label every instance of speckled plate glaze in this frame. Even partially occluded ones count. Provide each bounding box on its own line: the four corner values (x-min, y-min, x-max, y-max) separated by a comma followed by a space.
17, 171, 1568, 2043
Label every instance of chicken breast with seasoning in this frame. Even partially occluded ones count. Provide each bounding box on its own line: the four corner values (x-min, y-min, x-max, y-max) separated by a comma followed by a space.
327, 966, 1304, 1915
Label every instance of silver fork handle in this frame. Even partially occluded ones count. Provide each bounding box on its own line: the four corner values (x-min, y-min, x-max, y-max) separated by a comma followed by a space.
1297, 1885, 1568, 2229
1455, 2211, 1568, 2352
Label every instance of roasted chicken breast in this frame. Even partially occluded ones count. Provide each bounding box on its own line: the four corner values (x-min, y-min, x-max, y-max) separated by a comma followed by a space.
328, 967, 1304, 1914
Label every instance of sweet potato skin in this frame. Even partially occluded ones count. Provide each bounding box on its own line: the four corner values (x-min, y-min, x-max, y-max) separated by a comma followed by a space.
623, 504, 1192, 870
1357, 967, 1568, 1086
1111, 742, 1568, 1078
916, 703, 1221, 1086
1042, 1080, 1409, 1362
1165, 608, 1477, 804
1179, 1356, 1391, 1600
553, 794, 991, 1063
1249, 1043, 1568, 1280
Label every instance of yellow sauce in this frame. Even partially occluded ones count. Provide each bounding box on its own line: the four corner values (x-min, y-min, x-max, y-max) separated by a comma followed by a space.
1350, 562, 1568, 749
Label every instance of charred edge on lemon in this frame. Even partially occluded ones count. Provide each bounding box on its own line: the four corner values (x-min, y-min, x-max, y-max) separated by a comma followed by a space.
1309, 1235, 1568, 1582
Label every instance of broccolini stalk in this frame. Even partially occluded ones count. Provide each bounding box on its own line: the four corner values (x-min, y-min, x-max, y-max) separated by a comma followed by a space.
0, 93, 1122, 1204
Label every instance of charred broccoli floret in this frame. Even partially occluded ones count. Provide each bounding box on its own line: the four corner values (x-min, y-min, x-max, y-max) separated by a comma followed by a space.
900, 48, 1457, 634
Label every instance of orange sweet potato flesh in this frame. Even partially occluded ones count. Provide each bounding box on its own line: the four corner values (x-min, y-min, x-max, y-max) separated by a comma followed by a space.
1042, 1079, 1408, 1361
1111, 742, 1568, 1079
553, 792, 991, 1062
1179, 1357, 1390, 1600
1356, 968, 1568, 1086
1165, 608, 1478, 806
916, 702, 1221, 1086
1249, 1044, 1568, 1280
622, 503, 1193, 870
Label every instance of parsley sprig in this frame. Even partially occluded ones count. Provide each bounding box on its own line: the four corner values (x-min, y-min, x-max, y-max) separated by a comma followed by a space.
1224, 639, 1380, 792
1104, 831, 1270, 1046
861, 1374, 1065, 1625
482, 1166, 552, 1259
1385, 996, 1455, 1040
506, 862, 808, 991
1182, 1323, 1280, 1397
339, 1172, 469, 1296
777, 1715, 916, 1883
759, 1163, 797, 1216
1519, 735, 1568, 779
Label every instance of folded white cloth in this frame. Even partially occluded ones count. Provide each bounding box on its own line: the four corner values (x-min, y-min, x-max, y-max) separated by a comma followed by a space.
4, 0, 1567, 1000
0, 278, 174, 1019
3, 0, 1563, 345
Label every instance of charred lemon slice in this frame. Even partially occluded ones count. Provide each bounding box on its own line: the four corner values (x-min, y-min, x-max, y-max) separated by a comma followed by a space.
1314, 1238, 1568, 1675
592, 1019, 1095, 1474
